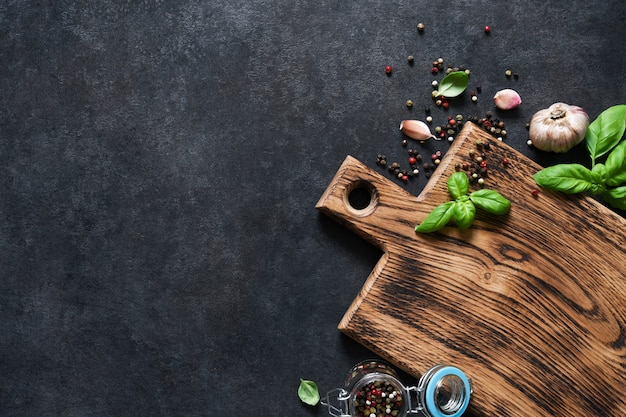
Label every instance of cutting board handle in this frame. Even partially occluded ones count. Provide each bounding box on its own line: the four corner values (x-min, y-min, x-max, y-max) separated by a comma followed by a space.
315, 155, 429, 250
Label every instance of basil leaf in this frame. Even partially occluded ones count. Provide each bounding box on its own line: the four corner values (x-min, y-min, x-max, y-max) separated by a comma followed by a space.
603, 186, 626, 210
453, 200, 476, 230
586, 104, 626, 163
448, 171, 469, 199
436, 71, 469, 98
298, 379, 320, 406
415, 201, 455, 233
470, 189, 511, 215
605, 140, 626, 186
533, 164, 594, 194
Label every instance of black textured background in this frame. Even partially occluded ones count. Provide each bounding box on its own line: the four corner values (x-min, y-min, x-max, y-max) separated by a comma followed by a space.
1, 1, 624, 416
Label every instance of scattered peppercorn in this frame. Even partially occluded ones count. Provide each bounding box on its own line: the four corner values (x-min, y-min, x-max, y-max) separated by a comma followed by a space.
385, 65, 393, 75
407, 55, 414, 64
406, 100, 414, 108
484, 25, 491, 33
532, 188, 540, 197
417, 22, 425, 32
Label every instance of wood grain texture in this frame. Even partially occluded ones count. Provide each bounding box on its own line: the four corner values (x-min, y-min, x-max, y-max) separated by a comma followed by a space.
316, 123, 626, 417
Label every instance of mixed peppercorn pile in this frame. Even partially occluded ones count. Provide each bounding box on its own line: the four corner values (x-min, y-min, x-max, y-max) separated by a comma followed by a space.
353, 379, 404, 417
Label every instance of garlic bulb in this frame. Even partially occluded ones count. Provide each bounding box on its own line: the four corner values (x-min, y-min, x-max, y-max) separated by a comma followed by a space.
528, 103, 589, 152
399, 120, 435, 141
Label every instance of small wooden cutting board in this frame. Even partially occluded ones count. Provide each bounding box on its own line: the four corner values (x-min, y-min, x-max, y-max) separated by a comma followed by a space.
316, 123, 626, 417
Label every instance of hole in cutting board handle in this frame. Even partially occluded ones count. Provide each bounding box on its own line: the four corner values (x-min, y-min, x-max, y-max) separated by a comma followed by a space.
345, 180, 378, 217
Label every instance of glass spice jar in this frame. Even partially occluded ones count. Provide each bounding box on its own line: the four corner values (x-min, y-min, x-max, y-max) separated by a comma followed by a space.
322, 360, 472, 417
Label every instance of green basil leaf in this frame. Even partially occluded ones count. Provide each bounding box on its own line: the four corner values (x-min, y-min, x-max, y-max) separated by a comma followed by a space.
447, 171, 469, 199
586, 104, 626, 162
603, 186, 626, 210
469, 189, 511, 215
533, 164, 594, 194
415, 201, 455, 233
436, 71, 469, 99
453, 200, 476, 230
605, 140, 626, 186
298, 379, 320, 406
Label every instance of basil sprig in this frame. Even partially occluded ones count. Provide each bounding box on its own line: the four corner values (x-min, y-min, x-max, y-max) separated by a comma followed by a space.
534, 104, 626, 210
415, 172, 511, 233
435, 71, 469, 99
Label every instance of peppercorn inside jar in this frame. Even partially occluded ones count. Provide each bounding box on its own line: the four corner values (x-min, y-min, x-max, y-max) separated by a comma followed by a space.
322, 360, 409, 417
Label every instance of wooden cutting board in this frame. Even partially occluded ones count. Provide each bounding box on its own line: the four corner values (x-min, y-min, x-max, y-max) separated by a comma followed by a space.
316, 123, 626, 417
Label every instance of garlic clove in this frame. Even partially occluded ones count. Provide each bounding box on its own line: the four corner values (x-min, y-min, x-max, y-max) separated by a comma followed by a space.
493, 89, 522, 110
528, 102, 589, 152
399, 120, 435, 141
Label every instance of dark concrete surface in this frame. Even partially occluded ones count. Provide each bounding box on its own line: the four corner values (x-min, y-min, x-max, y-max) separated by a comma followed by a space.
1, 1, 624, 416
